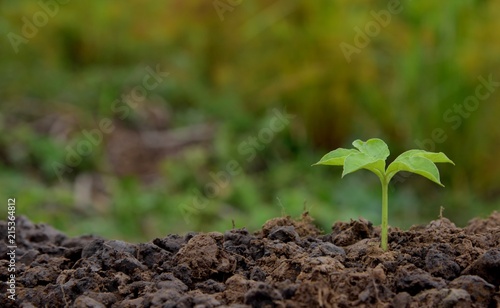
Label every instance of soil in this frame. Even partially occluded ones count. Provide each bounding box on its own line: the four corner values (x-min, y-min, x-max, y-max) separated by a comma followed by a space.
1, 212, 499, 307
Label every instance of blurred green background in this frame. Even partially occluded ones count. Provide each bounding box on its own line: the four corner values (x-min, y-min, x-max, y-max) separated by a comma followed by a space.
1, 1, 499, 242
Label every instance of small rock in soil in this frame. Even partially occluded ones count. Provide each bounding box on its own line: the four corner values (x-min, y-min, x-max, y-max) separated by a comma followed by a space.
449, 275, 495, 306
174, 233, 236, 281
195, 279, 226, 294
396, 266, 446, 296
244, 282, 283, 307
462, 248, 500, 285
440, 288, 472, 307
249, 267, 266, 282
17, 249, 39, 266
74, 295, 106, 308
310, 242, 346, 260
329, 218, 374, 246
173, 263, 193, 286
156, 273, 189, 292
268, 225, 300, 242
392, 292, 412, 308
425, 248, 460, 280
152, 234, 184, 253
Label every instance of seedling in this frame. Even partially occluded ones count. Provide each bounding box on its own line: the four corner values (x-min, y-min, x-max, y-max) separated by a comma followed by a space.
313, 138, 454, 251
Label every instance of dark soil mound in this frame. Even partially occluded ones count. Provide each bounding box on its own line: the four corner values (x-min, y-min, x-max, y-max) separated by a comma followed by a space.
1, 212, 499, 307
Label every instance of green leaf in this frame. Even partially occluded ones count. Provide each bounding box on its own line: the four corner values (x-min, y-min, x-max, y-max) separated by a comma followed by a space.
386, 149, 454, 185
313, 148, 358, 166
387, 156, 444, 186
340, 138, 389, 179
342, 152, 385, 180
394, 149, 455, 165
352, 138, 390, 160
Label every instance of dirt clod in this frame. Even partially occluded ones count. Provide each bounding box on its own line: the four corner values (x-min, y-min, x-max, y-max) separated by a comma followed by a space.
1, 212, 499, 307
425, 248, 460, 280
462, 248, 500, 285
449, 275, 495, 306
268, 226, 300, 242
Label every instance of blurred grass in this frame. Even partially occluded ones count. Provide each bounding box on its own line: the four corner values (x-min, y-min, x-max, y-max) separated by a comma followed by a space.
0, 1, 499, 241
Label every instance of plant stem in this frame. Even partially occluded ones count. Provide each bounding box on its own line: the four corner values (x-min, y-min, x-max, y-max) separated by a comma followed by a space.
381, 178, 389, 251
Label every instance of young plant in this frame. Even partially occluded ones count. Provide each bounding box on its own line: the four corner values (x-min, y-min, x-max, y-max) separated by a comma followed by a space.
313, 138, 454, 251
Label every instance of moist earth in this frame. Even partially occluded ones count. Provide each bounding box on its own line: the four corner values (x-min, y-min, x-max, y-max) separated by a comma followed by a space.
1, 211, 499, 307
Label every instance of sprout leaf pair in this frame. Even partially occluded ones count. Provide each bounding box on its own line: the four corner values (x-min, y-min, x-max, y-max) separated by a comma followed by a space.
314, 138, 454, 251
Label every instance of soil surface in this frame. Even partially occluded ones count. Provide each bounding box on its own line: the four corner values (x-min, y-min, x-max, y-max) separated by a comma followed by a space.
1, 212, 499, 307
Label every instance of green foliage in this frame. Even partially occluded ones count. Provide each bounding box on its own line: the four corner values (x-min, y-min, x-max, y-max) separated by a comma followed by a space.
314, 138, 454, 250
